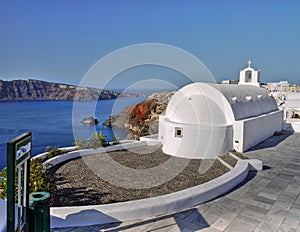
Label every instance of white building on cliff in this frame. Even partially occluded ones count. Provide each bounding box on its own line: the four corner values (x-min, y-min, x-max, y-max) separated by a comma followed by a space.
157, 61, 283, 159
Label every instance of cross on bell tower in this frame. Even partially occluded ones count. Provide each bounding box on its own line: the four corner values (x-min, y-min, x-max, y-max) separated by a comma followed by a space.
247, 60, 252, 68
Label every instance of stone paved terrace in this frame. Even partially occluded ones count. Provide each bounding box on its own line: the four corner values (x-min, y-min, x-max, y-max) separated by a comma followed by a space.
51, 132, 300, 232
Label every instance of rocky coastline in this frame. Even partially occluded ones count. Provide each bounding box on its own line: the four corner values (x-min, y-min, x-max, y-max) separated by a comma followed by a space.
103, 91, 175, 139
0, 79, 141, 101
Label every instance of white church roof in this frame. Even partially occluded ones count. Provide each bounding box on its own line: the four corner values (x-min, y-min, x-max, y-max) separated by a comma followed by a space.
212, 84, 279, 120
165, 83, 279, 125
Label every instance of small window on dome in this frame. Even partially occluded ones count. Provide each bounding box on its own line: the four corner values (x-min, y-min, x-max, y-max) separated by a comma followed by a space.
175, 127, 183, 138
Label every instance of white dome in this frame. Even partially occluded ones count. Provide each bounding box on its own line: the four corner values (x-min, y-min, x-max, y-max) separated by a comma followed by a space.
165, 83, 235, 126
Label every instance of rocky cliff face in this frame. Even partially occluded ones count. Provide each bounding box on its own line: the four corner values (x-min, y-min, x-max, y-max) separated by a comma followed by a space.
0, 79, 122, 101
104, 91, 175, 139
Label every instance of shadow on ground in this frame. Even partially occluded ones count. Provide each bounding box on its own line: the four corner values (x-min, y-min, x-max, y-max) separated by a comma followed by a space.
101, 208, 209, 232
247, 131, 292, 152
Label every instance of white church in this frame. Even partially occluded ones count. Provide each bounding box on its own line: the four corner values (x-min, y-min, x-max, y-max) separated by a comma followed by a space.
157, 61, 284, 159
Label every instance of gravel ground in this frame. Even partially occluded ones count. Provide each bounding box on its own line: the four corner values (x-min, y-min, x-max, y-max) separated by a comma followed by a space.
49, 146, 230, 206
220, 154, 238, 167
232, 151, 249, 159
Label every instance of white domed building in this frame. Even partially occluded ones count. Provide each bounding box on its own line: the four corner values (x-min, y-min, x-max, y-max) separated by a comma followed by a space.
157, 62, 283, 159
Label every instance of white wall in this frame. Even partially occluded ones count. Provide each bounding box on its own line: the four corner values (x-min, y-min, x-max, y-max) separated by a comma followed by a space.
233, 110, 283, 152
159, 116, 233, 159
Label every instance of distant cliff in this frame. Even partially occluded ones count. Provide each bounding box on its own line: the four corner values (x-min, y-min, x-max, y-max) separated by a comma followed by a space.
0, 79, 135, 101
104, 91, 175, 139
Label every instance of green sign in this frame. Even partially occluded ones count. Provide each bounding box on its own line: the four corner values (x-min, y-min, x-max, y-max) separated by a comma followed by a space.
7, 132, 32, 232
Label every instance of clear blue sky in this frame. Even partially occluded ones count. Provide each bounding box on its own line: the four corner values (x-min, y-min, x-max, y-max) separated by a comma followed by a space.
1, 0, 300, 89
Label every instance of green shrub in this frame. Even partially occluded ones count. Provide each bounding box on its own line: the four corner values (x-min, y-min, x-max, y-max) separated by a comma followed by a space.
0, 158, 56, 200
74, 138, 89, 149
0, 168, 7, 199
45, 146, 64, 159
74, 131, 108, 149
89, 131, 108, 148
112, 135, 120, 145
30, 158, 56, 193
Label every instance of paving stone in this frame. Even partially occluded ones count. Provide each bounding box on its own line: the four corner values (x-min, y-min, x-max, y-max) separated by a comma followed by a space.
200, 211, 219, 226
285, 184, 300, 195
225, 201, 248, 215
278, 227, 298, 232
278, 191, 299, 203
103, 221, 153, 232
254, 221, 278, 232
258, 191, 280, 201
249, 199, 273, 210
144, 218, 177, 232
280, 213, 300, 231
223, 215, 259, 232
264, 181, 288, 193
253, 195, 276, 205
174, 217, 208, 231
238, 191, 258, 203
266, 208, 289, 226
254, 178, 272, 189
195, 227, 221, 232
210, 213, 236, 231
174, 208, 197, 220
180, 229, 194, 232
196, 203, 211, 212
240, 205, 268, 221
166, 224, 182, 232
183, 209, 208, 226
289, 203, 300, 216
272, 200, 294, 211
205, 205, 230, 218
215, 197, 237, 209
295, 194, 300, 205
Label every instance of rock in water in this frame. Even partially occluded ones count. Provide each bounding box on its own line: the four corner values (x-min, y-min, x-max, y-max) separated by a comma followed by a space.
81, 116, 99, 126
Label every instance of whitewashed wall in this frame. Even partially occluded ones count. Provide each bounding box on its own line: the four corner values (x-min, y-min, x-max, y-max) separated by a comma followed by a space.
233, 110, 283, 152
159, 116, 233, 159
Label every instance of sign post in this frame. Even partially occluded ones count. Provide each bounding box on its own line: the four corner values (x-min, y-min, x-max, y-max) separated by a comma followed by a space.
7, 132, 32, 232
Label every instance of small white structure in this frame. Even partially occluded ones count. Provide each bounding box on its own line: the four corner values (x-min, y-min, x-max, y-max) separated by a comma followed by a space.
238, 60, 260, 87
267, 81, 290, 92
159, 82, 283, 158
285, 92, 300, 115
282, 92, 300, 132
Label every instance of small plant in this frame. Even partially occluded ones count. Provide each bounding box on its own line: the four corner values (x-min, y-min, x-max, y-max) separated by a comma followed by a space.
112, 135, 120, 145
45, 146, 64, 159
74, 138, 89, 149
274, 131, 283, 136
89, 131, 108, 148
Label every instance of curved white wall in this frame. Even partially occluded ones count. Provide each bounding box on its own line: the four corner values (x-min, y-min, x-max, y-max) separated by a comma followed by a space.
159, 116, 233, 159
159, 83, 235, 159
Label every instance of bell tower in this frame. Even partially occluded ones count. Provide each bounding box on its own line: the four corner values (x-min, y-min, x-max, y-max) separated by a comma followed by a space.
238, 60, 260, 87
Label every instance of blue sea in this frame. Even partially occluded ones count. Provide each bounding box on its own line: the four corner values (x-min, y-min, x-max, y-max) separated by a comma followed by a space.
0, 97, 146, 169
